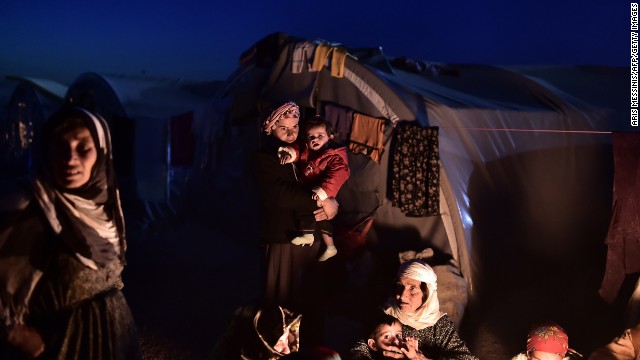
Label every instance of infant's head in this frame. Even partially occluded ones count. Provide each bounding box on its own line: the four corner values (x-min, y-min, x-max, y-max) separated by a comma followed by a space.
304, 116, 335, 152
526, 322, 569, 360
366, 313, 403, 353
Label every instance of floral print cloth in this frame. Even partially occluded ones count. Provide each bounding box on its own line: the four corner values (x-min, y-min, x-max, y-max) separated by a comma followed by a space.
391, 123, 439, 217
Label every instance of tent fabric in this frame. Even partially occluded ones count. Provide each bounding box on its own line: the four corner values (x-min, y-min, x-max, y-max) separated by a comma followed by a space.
0, 79, 15, 108
322, 102, 353, 143
5, 76, 67, 100
599, 132, 640, 304
375, 62, 627, 293
256, 33, 414, 122
192, 97, 231, 174
2, 78, 66, 173
67, 73, 219, 119
508, 65, 629, 131
169, 112, 196, 168
0, 80, 14, 150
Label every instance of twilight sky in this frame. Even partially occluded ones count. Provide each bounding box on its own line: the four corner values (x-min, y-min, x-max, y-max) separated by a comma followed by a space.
0, 1, 629, 85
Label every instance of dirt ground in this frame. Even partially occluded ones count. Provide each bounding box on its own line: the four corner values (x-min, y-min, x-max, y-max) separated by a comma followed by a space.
121, 199, 632, 360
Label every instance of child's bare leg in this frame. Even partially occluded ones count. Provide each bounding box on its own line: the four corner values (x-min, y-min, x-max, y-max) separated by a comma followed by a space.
318, 233, 337, 261
322, 233, 335, 247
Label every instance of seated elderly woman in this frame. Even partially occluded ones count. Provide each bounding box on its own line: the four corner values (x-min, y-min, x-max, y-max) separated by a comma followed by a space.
349, 259, 477, 360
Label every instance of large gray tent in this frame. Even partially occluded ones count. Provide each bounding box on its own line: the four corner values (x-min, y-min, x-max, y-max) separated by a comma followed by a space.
194, 33, 630, 326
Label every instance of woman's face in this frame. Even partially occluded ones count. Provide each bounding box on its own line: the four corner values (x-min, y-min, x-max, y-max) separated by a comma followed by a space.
271, 116, 299, 144
48, 124, 97, 189
395, 277, 426, 314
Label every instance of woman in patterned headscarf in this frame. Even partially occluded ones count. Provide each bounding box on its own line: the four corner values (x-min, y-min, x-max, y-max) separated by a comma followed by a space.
253, 101, 339, 344
0, 105, 141, 359
349, 260, 477, 359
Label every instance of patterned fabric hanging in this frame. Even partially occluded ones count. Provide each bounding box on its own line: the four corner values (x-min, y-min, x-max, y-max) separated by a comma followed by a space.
391, 123, 440, 217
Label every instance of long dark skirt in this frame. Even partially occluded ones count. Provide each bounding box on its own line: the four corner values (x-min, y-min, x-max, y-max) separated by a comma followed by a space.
36, 288, 141, 360
263, 242, 326, 346
263, 242, 321, 308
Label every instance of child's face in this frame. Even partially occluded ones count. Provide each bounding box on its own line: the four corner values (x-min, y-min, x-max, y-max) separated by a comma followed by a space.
367, 322, 403, 353
306, 125, 330, 151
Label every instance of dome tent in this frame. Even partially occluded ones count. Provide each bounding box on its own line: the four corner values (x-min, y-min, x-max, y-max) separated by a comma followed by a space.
194, 33, 470, 326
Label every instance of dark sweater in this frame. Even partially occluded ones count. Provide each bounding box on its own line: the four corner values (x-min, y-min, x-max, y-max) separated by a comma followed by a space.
253, 139, 319, 244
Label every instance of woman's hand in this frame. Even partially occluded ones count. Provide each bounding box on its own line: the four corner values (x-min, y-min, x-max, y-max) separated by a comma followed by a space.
399, 337, 428, 360
379, 346, 405, 359
6, 324, 45, 358
277, 146, 296, 164
314, 197, 339, 221
279, 153, 292, 164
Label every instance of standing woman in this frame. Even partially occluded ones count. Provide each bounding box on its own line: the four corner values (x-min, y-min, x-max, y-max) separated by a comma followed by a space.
0, 106, 141, 359
253, 101, 339, 311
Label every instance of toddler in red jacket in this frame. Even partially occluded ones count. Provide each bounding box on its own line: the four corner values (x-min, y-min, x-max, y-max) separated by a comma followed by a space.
279, 116, 350, 261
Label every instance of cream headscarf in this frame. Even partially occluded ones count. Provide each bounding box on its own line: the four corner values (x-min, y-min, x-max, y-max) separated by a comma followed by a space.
32, 106, 126, 270
383, 260, 444, 330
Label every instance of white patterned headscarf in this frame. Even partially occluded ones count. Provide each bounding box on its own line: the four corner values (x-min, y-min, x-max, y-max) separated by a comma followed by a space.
383, 260, 444, 329
263, 101, 300, 135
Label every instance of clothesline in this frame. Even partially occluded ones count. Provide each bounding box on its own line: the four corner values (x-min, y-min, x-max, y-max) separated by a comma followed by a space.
441, 127, 613, 134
